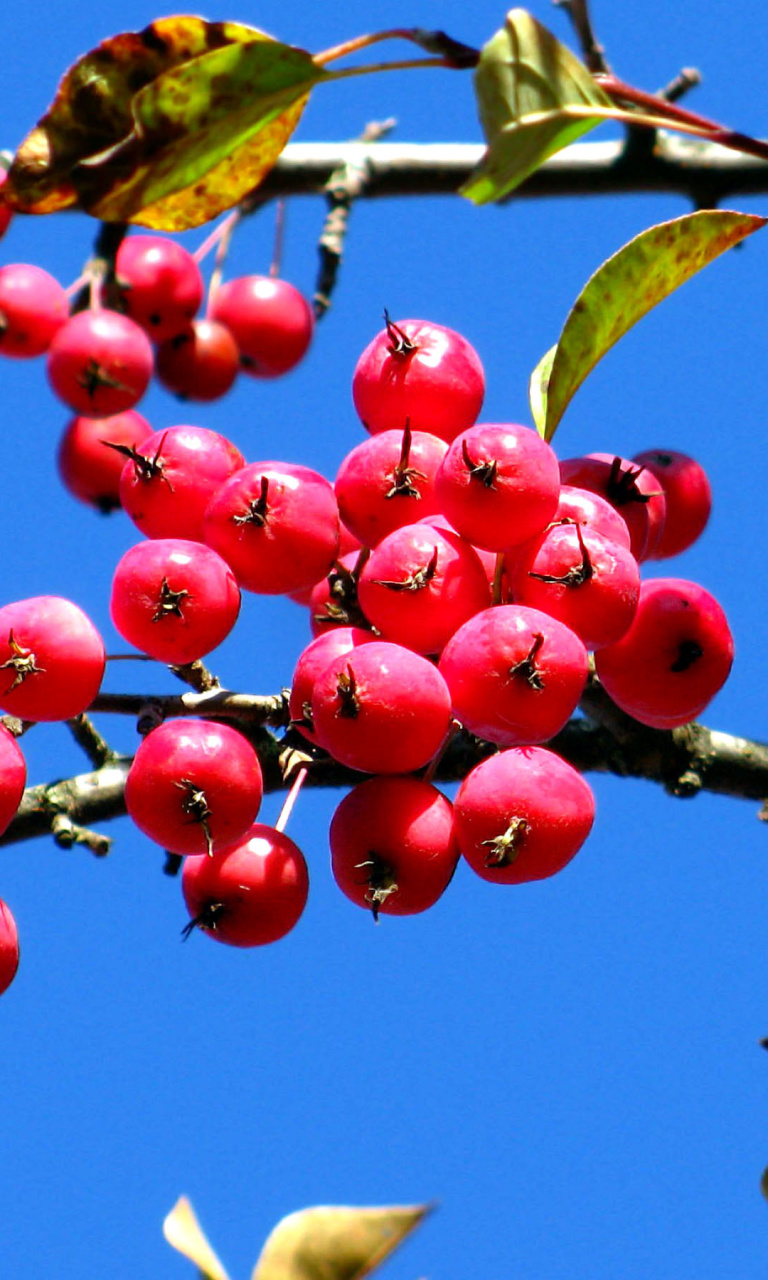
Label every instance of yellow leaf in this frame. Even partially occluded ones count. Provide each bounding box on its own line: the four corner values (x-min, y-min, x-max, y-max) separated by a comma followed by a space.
252, 1203, 430, 1280
163, 1195, 231, 1280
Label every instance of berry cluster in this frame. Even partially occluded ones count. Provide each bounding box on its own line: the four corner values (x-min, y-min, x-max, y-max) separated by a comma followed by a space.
0, 232, 314, 426
0, 299, 733, 991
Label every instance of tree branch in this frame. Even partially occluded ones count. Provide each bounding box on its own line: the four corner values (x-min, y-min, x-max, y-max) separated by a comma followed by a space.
2, 700, 767, 849
258, 137, 768, 206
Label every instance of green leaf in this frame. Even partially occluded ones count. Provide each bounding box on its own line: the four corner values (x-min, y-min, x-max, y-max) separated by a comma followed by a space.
462, 8, 613, 204
3, 17, 323, 229
528, 209, 767, 441
251, 1203, 430, 1280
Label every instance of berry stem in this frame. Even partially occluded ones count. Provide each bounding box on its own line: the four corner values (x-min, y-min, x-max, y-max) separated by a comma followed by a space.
275, 765, 309, 833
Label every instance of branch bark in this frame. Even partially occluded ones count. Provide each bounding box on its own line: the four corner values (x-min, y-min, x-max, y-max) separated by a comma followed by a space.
3, 694, 767, 849
258, 136, 768, 206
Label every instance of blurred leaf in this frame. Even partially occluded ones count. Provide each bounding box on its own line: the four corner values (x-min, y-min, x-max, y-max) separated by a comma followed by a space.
163, 1195, 230, 1280
252, 1203, 430, 1280
528, 209, 766, 441
461, 8, 612, 203
761, 1165, 768, 1201
4, 16, 322, 229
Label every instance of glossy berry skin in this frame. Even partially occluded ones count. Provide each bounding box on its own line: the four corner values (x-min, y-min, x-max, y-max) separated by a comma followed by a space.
330, 776, 459, 916
182, 824, 309, 946
439, 605, 589, 746
353, 318, 485, 442
632, 449, 712, 559
559, 453, 666, 561
204, 461, 340, 596
119, 425, 244, 543
0, 900, 20, 996
0, 263, 68, 357
47, 309, 154, 417
307, 551, 365, 636
553, 485, 632, 550
209, 275, 313, 377
0, 596, 105, 721
594, 577, 734, 728
334, 427, 448, 547
311, 640, 453, 775
57, 409, 152, 512
435, 422, 561, 551
0, 727, 26, 837
454, 747, 595, 884
155, 319, 239, 402
115, 234, 204, 343
357, 522, 491, 655
289, 626, 375, 743
125, 718, 263, 855
110, 539, 241, 665
507, 522, 640, 651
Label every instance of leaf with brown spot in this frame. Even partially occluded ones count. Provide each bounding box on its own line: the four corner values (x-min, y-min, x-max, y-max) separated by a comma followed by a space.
528, 209, 766, 441
251, 1203, 431, 1280
4, 17, 324, 228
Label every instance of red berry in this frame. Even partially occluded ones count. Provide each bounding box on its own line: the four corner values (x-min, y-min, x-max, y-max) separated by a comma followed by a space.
334, 425, 448, 547
47, 309, 154, 417
209, 275, 313, 377
330, 776, 459, 916
0, 727, 26, 837
110, 539, 241, 665
632, 449, 712, 559
559, 453, 666, 561
289, 626, 375, 743
155, 319, 239, 402
352, 316, 484, 442
594, 577, 734, 728
115, 234, 204, 343
57, 409, 153, 512
0, 899, 20, 996
0, 170, 13, 241
0, 596, 105, 721
553, 485, 632, 550
454, 747, 595, 883
182, 824, 309, 945
307, 551, 367, 636
439, 605, 589, 746
357, 522, 491, 655
311, 640, 453, 774
125, 718, 263, 855
507, 521, 640, 651
204, 461, 340, 595
119, 424, 244, 543
0, 263, 68, 358
435, 422, 561, 550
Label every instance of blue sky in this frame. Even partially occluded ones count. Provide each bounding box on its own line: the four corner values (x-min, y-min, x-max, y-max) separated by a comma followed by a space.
2, 2, 768, 1277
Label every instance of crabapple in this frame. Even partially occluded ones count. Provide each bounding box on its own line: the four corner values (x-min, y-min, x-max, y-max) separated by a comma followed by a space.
0, 727, 26, 837
0, 263, 68, 357
307, 551, 368, 635
330, 776, 459, 917
352, 315, 485, 442
289, 626, 375, 742
632, 448, 712, 559
57, 409, 152, 512
155, 319, 239, 402
203, 461, 340, 595
209, 275, 313, 377
507, 521, 640, 651
594, 577, 734, 727
0, 900, 19, 996
558, 453, 666, 561
453, 747, 596, 883
311, 640, 453, 775
334, 425, 448, 547
118, 424, 244, 542
439, 605, 589, 746
110, 539, 241, 665
0, 170, 12, 241
125, 719, 263, 855
181, 824, 309, 945
0, 596, 105, 721
553, 485, 632, 550
357, 522, 491, 655
115, 234, 204, 343
47, 308, 154, 417
435, 422, 561, 550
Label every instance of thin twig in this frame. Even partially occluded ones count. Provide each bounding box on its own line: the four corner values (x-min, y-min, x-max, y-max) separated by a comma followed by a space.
554, 0, 610, 75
